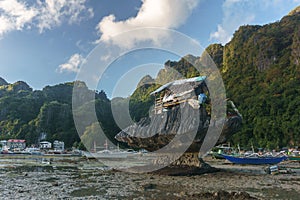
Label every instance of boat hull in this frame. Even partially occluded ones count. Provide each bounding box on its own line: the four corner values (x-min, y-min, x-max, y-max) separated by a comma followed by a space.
212, 153, 225, 159
222, 154, 287, 165
90, 152, 128, 159
288, 156, 300, 161
83, 151, 137, 159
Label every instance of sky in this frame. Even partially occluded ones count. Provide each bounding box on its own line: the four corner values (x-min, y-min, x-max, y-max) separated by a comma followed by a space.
0, 0, 299, 98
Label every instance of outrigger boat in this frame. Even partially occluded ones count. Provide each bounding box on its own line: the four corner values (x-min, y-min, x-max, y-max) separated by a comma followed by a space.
288, 150, 300, 161
222, 154, 287, 165
288, 156, 300, 161
83, 140, 138, 159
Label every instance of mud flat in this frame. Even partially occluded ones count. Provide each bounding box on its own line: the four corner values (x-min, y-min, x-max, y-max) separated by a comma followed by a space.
0, 156, 299, 199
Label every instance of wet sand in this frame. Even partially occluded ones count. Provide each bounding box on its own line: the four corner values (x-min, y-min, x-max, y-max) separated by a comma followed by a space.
0, 155, 299, 199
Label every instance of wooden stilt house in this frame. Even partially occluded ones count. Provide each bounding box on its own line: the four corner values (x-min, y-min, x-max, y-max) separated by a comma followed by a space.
150, 76, 208, 114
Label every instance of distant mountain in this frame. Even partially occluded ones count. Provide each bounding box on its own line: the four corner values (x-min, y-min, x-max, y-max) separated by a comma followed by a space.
0, 77, 8, 86
0, 79, 119, 149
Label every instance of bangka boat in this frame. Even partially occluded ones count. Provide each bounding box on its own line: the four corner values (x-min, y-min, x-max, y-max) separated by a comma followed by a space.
222, 154, 287, 165
83, 149, 138, 159
288, 156, 300, 161
0, 146, 14, 154
288, 150, 300, 161
84, 140, 139, 159
210, 144, 237, 159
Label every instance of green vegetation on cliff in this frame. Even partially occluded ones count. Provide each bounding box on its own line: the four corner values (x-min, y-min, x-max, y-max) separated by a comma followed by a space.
0, 79, 119, 149
128, 9, 300, 149
203, 10, 300, 149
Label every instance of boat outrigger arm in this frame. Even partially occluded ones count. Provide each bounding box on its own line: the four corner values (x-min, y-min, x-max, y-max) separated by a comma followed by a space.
227, 100, 242, 119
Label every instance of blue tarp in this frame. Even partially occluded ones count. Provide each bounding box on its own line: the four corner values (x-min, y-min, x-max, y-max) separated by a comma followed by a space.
198, 93, 207, 104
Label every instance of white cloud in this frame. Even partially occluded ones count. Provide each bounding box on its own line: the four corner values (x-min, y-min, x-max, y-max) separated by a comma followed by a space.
95, 0, 199, 48
210, 25, 231, 46
210, 0, 300, 44
0, 0, 37, 36
57, 53, 85, 73
36, 0, 94, 32
0, 0, 93, 37
210, 0, 256, 44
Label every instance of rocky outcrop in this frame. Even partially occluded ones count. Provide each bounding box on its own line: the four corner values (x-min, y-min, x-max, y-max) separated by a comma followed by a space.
0, 79, 32, 97
288, 5, 300, 16
291, 27, 300, 66
116, 103, 242, 153
11, 81, 32, 92
115, 97, 242, 175
137, 75, 155, 88
204, 44, 224, 69
116, 100, 241, 175
116, 102, 210, 152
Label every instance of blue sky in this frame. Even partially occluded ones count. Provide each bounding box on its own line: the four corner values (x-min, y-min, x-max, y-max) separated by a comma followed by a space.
0, 0, 299, 98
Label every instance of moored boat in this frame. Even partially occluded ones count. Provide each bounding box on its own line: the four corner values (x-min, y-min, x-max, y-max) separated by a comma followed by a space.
0, 145, 14, 154
288, 150, 300, 161
222, 154, 287, 165
209, 144, 237, 159
83, 149, 137, 159
288, 156, 300, 161
0, 149, 14, 154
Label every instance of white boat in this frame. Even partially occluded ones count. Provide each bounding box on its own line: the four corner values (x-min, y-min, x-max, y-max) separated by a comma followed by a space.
96, 149, 128, 158
83, 140, 138, 159
0, 146, 14, 154
24, 147, 44, 155
84, 149, 137, 159
41, 158, 51, 165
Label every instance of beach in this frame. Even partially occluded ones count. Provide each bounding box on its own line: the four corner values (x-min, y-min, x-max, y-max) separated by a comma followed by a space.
0, 155, 299, 200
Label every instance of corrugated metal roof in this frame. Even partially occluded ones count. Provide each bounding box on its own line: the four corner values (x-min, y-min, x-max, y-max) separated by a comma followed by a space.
7, 139, 26, 143
150, 76, 206, 95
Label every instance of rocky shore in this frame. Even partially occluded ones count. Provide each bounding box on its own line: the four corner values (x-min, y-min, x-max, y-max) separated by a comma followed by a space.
0, 156, 299, 199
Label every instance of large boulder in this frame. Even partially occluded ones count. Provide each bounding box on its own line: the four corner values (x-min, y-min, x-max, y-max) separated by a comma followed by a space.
115, 75, 242, 174
115, 100, 241, 175
116, 101, 242, 153
116, 102, 209, 152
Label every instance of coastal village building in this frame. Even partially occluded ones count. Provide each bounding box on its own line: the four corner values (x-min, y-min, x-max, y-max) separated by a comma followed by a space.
150, 76, 208, 114
0, 140, 7, 148
7, 139, 26, 150
53, 140, 65, 152
39, 141, 52, 149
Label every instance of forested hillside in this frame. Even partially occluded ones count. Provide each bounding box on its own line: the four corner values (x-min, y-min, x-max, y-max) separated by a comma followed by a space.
216, 7, 300, 149
129, 7, 300, 149
0, 79, 119, 149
